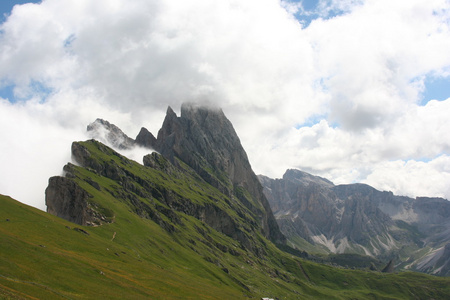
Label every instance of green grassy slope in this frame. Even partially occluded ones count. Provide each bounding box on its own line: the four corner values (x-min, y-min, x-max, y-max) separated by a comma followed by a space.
1, 140, 450, 299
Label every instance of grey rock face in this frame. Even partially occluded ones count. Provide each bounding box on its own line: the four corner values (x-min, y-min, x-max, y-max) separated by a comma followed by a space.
332, 184, 394, 244
45, 176, 92, 225
154, 103, 285, 244
135, 127, 157, 149
261, 170, 339, 237
87, 118, 135, 150
381, 259, 395, 273
259, 169, 450, 275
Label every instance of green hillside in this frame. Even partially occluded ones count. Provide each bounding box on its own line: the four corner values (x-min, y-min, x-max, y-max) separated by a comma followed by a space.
1, 140, 449, 299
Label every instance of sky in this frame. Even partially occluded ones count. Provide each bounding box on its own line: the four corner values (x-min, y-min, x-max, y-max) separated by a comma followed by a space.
1, 0, 450, 210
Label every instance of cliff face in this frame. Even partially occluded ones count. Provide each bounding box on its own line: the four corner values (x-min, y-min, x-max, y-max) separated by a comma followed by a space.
45, 164, 114, 227
46, 176, 92, 225
152, 103, 284, 243
259, 169, 450, 275
135, 127, 157, 148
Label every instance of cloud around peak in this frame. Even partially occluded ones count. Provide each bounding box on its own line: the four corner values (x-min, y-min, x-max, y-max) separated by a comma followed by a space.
0, 0, 450, 209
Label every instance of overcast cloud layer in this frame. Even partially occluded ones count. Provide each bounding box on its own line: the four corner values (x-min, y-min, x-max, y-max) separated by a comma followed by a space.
1, 0, 450, 210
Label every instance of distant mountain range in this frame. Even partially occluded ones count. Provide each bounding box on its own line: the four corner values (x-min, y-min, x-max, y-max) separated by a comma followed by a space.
259, 169, 450, 276
1, 103, 449, 298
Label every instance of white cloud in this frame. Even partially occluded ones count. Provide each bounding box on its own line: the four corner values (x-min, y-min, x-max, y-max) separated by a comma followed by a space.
0, 98, 83, 210
0, 0, 450, 209
251, 97, 450, 199
364, 155, 450, 199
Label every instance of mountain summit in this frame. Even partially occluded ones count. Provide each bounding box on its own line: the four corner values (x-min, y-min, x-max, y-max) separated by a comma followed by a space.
48, 103, 284, 247
150, 103, 284, 243
87, 118, 135, 150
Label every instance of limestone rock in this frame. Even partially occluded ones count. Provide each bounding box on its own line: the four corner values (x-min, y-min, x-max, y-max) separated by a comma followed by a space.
45, 176, 92, 225
381, 259, 395, 273
260, 168, 450, 276
260, 171, 395, 254
154, 103, 285, 244
87, 118, 135, 150
135, 127, 157, 149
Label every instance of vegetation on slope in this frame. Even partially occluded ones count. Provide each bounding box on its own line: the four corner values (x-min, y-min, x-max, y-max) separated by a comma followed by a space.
1, 140, 450, 299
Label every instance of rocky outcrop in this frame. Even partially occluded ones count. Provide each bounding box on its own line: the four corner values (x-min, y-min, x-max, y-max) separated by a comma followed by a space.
87, 118, 135, 150
333, 184, 394, 245
135, 127, 157, 149
46, 176, 92, 225
260, 170, 339, 240
381, 259, 395, 273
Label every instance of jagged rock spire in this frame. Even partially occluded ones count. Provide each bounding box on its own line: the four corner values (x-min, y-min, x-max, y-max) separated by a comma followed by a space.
153, 103, 285, 244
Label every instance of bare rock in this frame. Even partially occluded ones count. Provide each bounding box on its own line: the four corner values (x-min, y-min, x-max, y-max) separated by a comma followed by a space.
153, 103, 285, 244
135, 127, 157, 149
87, 118, 135, 150
45, 176, 92, 225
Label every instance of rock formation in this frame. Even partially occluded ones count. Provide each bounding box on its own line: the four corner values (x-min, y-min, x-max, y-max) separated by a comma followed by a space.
47, 103, 285, 253
151, 103, 284, 244
259, 169, 450, 275
381, 259, 395, 273
135, 127, 157, 148
46, 176, 92, 225
87, 118, 135, 150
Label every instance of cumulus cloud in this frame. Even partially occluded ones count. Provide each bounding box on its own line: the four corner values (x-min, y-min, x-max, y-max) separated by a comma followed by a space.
306, 0, 450, 130
254, 97, 450, 198
363, 155, 450, 199
0, 0, 450, 209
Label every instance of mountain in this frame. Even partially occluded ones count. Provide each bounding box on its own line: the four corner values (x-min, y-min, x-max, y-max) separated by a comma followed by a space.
152, 103, 284, 244
259, 169, 450, 276
87, 118, 135, 150
84, 103, 284, 245
1, 104, 450, 298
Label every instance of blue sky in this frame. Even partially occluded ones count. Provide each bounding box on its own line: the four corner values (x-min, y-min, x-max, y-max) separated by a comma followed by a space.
0, 0, 40, 22
422, 76, 450, 103
0, 1, 42, 101
1, 0, 450, 209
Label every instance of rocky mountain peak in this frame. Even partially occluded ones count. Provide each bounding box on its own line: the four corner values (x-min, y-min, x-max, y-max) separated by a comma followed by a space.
87, 118, 135, 150
50, 103, 285, 247
153, 103, 285, 244
135, 127, 156, 149
283, 169, 334, 188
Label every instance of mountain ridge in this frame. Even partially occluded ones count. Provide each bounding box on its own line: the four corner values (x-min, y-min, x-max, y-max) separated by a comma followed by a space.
85, 103, 284, 244
259, 169, 450, 276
